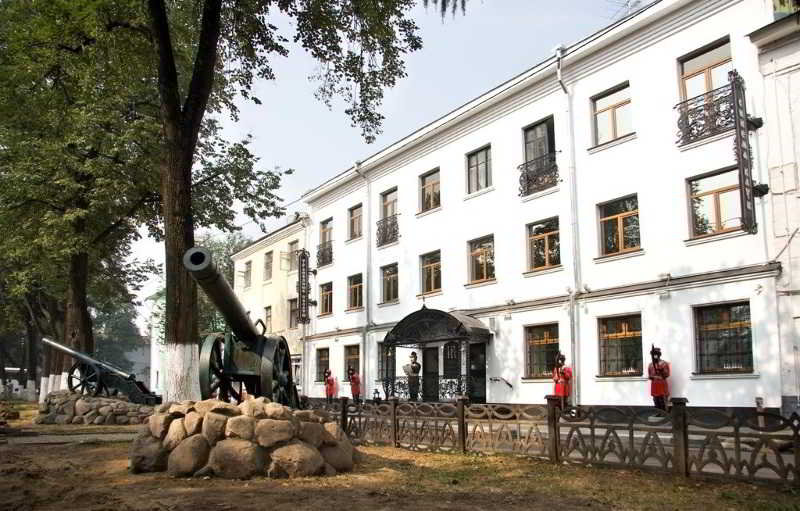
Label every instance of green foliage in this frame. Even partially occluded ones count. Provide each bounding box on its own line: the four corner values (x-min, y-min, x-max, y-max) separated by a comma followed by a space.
93, 303, 144, 373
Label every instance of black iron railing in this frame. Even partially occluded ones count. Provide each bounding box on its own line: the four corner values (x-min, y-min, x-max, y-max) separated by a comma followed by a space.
376, 214, 399, 247
674, 83, 734, 146
518, 152, 558, 197
380, 375, 465, 401
317, 241, 333, 266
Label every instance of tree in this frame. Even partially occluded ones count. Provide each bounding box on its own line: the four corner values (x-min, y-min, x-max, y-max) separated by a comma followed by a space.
94, 303, 146, 374
195, 231, 251, 335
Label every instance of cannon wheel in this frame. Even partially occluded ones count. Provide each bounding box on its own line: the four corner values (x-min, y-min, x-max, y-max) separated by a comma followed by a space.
67, 361, 102, 396
199, 334, 238, 402
259, 336, 297, 407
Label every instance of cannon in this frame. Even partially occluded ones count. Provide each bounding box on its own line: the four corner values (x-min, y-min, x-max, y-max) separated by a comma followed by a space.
183, 247, 299, 407
41, 337, 162, 405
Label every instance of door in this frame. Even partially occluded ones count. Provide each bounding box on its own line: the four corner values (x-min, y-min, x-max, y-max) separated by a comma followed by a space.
422, 347, 439, 402
469, 343, 487, 404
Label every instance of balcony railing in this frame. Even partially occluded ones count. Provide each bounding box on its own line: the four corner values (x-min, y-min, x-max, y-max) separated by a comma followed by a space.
379, 376, 466, 402
518, 152, 558, 197
317, 241, 333, 267
376, 214, 399, 247
674, 83, 734, 146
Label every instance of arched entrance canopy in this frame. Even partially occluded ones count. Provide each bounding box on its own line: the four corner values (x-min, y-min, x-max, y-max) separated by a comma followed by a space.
382, 306, 490, 347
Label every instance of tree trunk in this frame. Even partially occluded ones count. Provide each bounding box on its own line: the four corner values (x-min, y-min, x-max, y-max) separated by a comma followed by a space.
23, 310, 39, 385
63, 251, 94, 355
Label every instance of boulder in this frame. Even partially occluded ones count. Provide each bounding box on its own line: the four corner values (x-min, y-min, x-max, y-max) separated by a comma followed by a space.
93, 415, 105, 425
98, 406, 112, 416
129, 416, 141, 425
238, 399, 266, 419
130, 433, 169, 473
71, 416, 84, 424
62, 400, 75, 416
253, 396, 272, 406
156, 402, 173, 414
184, 411, 203, 436
225, 415, 255, 441
297, 422, 324, 448
270, 441, 324, 478
193, 399, 220, 417
163, 418, 187, 450
149, 413, 174, 439
84, 411, 98, 424
323, 463, 337, 476
209, 401, 241, 417
201, 411, 228, 447
116, 415, 130, 425
54, 414, 71, 425
74, 399, 92, 416
167, 434, 210, 477
293, 410, 316, 423
104, 414, 116, 425
169, 402, 194, 416
319, 441, 354, 473
254, 419, 294, 448
38, 402, 49, 413
208, 439, 266, 479
263, 402, 292, 421
323, 422, 348, 444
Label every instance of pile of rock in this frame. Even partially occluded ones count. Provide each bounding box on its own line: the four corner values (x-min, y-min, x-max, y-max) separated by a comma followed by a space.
0, 402, 20, 420
35, 390, 154, 425
130, 397, 355, 479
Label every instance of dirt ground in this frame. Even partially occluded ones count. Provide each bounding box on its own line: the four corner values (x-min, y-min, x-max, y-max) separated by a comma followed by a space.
0, 439, 798, 511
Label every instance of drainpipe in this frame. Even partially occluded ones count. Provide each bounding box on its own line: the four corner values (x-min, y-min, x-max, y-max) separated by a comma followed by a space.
354, 162, 372, 393
556, 44, 582, 406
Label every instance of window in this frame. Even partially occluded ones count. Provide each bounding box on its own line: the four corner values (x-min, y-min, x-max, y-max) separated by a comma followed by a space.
319, 282, 333, 316
599, 195, 640, 256
288, 240, 299, 271
420, 169, 440, 212
344, 345, 360, 378
318, 219, 333, 266
525, 324, 560, 378
263, 251, 273, 281
599, 315, 643, 376
316, 348, 329, 382
681, 41, 732, 100
381, 263, 399, 303
592, 84, 633, 145
348, 274, 363, 310
382, 188, 397, 219
467, 146, 492, 194
468, 235, 495, 283
288, 298, 298, 329
528, 218, 560, 270
420, 250, 441, 294
320, 218, 333, 243
264, 306, 272, 332
524, 117, 555, 162
695, 302, 752, 373
689, 169, 740, 237
377, 342, 387, 380
348, 204, 362, 240
242, 261, 252, 288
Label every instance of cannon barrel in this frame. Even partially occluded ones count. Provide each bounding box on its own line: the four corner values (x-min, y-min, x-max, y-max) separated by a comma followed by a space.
183, 246, 260, 343
40, 337, 131, 379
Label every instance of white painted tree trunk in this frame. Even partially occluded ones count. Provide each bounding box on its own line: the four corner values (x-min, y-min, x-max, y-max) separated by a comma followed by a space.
38, 375, 49, 403
163, 343, 201, 402
59, 371, 69, 390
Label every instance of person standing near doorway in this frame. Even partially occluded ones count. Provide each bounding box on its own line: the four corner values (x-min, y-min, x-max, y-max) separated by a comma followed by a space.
403, 352, 421, 401
324, 368, 335, 405
348, 366, 361, 404
553, 352, 572, 410
648, 345, 670, 411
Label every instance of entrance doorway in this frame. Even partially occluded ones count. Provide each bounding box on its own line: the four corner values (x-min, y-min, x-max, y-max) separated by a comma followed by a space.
422, 347, 439, 402
469, 343, 486, 403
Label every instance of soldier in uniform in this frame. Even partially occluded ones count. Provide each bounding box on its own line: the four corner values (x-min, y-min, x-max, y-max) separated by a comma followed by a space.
324, 368, 335, 405
552, 352, 572, 409
647, 345, 670, 411
403, 351, 421, 401
348, 366, 361, 404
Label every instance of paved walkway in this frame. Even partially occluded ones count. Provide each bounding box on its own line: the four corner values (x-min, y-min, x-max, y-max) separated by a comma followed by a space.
2, 430, 137, 445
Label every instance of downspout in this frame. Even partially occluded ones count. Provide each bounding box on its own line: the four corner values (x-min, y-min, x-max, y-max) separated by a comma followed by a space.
354, 162, 372, 394
556, 44, 582, 406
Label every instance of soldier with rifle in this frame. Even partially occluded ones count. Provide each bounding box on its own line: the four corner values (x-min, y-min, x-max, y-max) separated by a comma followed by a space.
647, 345, 670, 411
552, 352, 572, 410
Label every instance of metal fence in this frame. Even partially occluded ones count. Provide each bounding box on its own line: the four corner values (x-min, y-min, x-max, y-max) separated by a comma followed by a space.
307, 395, 800, 486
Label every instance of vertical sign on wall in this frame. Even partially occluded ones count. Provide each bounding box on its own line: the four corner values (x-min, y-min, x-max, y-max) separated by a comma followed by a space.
730, 70, 757, 234
297, 249, 311, 324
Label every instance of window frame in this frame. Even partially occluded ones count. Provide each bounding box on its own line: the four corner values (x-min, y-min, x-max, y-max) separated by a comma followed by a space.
316, 348, 329, 382
598, 194, 640, 256
687, 167, 741, 239
263, 251, 273, 281
319, 282, 333, 316
466, 145, 492, 195
523, 116, 556, 163
419, 168, 441, 213
288, 298, 298, 329
524, 323, 560, 379
320, 218, 333, 244
344, 345, 360, 379
468, 235, 495, 284
420, 250, 442, 295
381, 263, 399, 303
527, 217, 560, 271
348, 204, 363, 240
693, 300, 753, 374
242, 260, 252, 289
591, 83, 632, 146
597, 313, 644, 377
679, 39, 732, 100
264, 306, 272, 333
381, 188, 398, 219
347, 273, 363, 310
288, 240, 299, 272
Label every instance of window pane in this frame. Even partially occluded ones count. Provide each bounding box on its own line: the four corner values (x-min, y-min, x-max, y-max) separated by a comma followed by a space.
696, 302, 752, 373
622, 214, 640, 249
529, 217, 558, 236
683, 73, 706, 98
532, 237, 546, 268
549, 233, 561, 266
692, 171, 737, 194
615, 101, 633, 137
710, 60, 733, 90
433, 264, 441, 290
595, 109, 613, 145
600, 196, 638, 217
595, 87, 630, 111
602, 218, 619, 255
719, 189, 741, 230
691, 194, 716, 236
683, 42, 731, 76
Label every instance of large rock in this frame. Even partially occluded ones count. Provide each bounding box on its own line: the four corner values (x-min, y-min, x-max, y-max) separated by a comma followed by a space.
254, 419, 294, 448
167, 434, 210, 477
226, 415, 255, 441
193, 399, 220, 417
54, 414, 71, 425
98, 406, 112, 416
238, 399, 266, 419
74, 399, 92, 416
169, 402, 193, 416
116, 415, 130, 425
201, 411, 228, 447
184, 411, 203, 436
209, 401, 241, 417
149, 413, 175, 439
208, 439, 266, 479
263, 403, 292, 421
163, 418, 187, 450
323, 422, 348, 443
130, 433, 169, 473
319, 442, 354, 473
270, 441, 324, 478
298, 422, 324, 448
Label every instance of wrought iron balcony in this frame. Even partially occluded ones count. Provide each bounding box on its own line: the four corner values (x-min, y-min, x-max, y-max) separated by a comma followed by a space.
379, 375, 466, 402
317, 241, 333, 267
518, 152, 558, 197
674, 83, 734, 146
376, 214, 399, 247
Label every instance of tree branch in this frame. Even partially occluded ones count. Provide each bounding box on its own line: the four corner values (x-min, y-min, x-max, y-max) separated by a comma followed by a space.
146, 0, 182, 140
105, 20, 152, 41
5, 199, 66, 213
91, 193, 158, 245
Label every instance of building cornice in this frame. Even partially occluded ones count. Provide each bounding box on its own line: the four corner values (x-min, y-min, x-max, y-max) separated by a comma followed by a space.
231, 219, 305, 261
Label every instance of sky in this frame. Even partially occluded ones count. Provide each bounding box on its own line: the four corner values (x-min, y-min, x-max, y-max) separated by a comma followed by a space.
133, 0, 636, 330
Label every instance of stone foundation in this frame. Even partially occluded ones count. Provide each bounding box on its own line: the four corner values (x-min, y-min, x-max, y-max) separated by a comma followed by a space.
35, 390, 154, 425
129, 397, 355, 479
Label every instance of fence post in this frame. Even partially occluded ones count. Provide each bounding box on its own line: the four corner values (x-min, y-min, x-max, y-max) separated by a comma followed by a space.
457, 395, 467, 454
546, 395, 561, 464
670, 397, 689, 478
389, 396, 398, 447
339, 396, 349, 434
